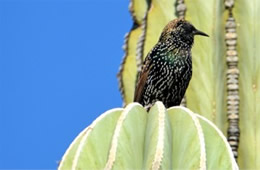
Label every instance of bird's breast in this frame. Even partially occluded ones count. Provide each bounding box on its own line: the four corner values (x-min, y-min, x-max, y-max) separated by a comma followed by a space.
151, 54, 192, 86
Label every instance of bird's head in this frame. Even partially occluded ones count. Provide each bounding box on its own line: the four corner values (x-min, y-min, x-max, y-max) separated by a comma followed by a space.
159, 19, 209, 47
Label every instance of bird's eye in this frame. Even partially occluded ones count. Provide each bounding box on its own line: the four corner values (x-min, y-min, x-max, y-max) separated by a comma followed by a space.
183, 23, 194, 33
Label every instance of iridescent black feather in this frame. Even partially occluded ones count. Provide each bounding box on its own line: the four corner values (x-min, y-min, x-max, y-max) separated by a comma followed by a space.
134, 19, 208, 108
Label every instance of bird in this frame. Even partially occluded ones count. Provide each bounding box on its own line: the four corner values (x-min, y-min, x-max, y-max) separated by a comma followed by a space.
134, 18, 208, 109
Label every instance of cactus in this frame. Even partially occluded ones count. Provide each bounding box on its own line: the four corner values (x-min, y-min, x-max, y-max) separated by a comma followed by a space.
234, 0, 260, 168
117, 0, 260, 168
59, 102, 238, 170
117, 0, 148, 105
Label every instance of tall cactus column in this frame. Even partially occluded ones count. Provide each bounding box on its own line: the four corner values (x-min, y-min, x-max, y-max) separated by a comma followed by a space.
225, 0, 240, 160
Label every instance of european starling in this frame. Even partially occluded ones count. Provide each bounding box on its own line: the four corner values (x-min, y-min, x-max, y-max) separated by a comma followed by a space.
134, 19, 208, 109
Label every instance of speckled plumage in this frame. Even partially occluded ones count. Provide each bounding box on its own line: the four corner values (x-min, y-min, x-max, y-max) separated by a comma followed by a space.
134, 19, 208, 108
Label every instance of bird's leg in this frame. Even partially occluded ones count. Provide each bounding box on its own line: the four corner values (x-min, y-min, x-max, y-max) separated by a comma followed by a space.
144, 104, 153, 112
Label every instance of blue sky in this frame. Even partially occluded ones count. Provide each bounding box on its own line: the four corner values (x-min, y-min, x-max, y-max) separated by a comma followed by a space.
0, 0, 131, 168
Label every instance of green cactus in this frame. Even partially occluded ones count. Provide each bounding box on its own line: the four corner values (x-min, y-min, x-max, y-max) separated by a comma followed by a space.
234, 1, 260, 168
59, 102, 238, 170
117, 0, 260, 168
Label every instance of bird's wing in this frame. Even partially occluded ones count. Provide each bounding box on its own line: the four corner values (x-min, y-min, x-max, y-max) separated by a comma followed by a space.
134, 58, 153, 102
